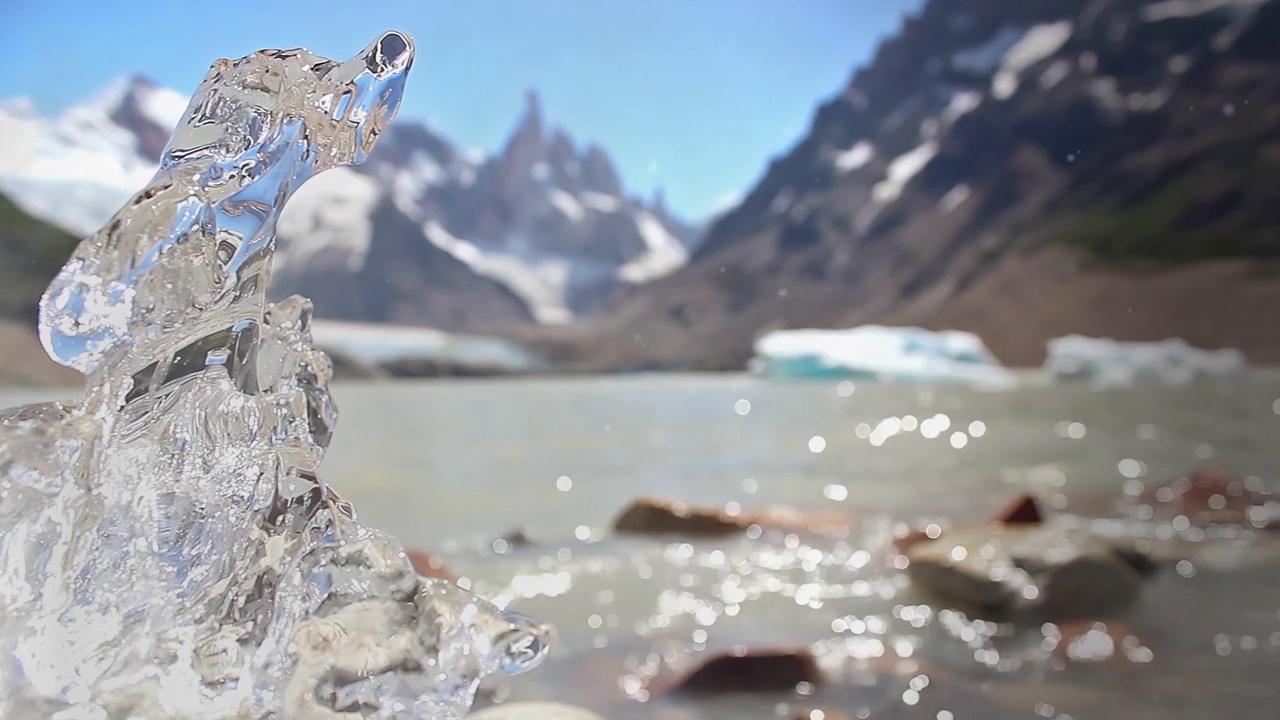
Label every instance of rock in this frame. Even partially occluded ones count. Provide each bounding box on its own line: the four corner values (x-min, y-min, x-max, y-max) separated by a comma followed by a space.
614, 497, 749, 536
613, 497, 853, 536
1049, 620, 1154, 664
466, 702, 605, 720
893, 494, 1042, 555
495, 528, 535, 548
992, 493, 1044, 525
404, 548, 456, 583
1138, 468, 1276, 528
653, 647, 823, 695
905, 524, 1146, 618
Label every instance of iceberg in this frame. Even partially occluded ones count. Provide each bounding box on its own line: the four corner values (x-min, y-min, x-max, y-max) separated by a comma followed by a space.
310, 320, 543, 374
751, 325, 1013, 384
0, 32, 548, 719
1044, 335, 1246, 384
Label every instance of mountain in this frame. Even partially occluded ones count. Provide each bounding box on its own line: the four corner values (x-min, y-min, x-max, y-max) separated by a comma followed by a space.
563, 0, 1280, 370
0, 76, 187, 239
0, 192, 79, 324
0, 81, 701, 333
0, 192, 85, 387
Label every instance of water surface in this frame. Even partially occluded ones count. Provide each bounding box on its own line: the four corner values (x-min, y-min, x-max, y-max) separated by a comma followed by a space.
4, 373, 1279, 718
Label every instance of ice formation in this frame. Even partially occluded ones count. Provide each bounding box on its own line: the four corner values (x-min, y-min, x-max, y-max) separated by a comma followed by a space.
1044, 335, 1246, 384
0, 32, 548, 719
750, 325, 1013, 384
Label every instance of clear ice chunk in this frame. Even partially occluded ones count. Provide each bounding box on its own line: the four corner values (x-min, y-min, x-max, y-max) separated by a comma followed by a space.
0, 32, 549, 719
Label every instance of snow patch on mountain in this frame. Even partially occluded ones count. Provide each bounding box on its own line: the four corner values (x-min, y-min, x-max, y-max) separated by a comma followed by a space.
547, 188, 586, 222
277, 168, 379, 272
952, 26, 1027, 74
992, 21, 1074, 99
425, 221, 591, 325
1142, 0, 1268, 22
872, 141, 939, 204
834, 141, 875, 173
618, 212, 688, 284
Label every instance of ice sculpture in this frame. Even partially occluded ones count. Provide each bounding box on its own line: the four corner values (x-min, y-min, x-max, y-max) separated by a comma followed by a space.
0, 32, 549, 719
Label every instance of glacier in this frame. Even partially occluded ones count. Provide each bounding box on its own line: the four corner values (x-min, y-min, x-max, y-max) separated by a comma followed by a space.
310, 320, 543, 373
0, 31, 548, 719
750, 325, 1013, 384
1044, 335, 1247, 385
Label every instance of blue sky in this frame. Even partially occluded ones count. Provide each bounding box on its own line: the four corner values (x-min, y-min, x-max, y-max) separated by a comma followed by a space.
0, 0, 920, 219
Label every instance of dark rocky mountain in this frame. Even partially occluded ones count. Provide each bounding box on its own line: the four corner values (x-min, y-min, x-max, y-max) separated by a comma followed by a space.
271, 90, 697, 329
562, 0, 1280, 370
0, 81, 700, 334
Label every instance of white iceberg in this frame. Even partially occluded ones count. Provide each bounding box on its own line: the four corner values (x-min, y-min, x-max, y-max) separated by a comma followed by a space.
1044, 335, 1246, 384
751, 325, 1013, 384
310, 319, 543, 373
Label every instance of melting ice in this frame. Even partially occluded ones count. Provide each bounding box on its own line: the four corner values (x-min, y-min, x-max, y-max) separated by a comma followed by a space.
0, 31, 548, 719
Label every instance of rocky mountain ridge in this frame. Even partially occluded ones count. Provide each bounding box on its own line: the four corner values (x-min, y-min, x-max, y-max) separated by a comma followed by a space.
561, 0, 1280, 370
0, 77, 701, 334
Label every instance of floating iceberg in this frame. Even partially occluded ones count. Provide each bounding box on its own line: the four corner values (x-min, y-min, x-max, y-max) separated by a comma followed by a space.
0, 32, 548, 719
751, 325, 1013, 384
310, 320, 543, 374
1044, 335, 1246, 384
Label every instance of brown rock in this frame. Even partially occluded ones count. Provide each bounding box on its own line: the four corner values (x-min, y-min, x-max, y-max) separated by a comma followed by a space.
905, 524, 1146, 618
405, 548, 456, 583
1050, 620, 1153, 664
992, 493, 1044, 525
613, 497, 854, 537
653, 647, 823, 695
613, 498, 749, 536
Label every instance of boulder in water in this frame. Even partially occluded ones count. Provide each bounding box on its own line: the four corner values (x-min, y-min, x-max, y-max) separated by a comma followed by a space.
653, 647, 824, 695
906, 523, 1147, 618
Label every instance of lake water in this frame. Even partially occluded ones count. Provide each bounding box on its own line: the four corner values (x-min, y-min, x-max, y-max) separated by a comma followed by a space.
3, 374, 1280, 719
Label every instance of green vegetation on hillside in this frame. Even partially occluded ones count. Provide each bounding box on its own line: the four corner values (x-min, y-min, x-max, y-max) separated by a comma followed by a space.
0, 194, 80, 323
1059, 172, 1280, 264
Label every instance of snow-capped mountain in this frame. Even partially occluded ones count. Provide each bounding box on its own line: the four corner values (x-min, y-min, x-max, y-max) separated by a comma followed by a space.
0, 75, 188, 238
0, 81, 702, 332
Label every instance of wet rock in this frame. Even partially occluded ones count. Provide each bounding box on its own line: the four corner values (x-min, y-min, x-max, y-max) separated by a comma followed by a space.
653, 647, 823, 695
905, 524, 1146, 618
404, 548, 456, 583
1138, 468, 1277, 528
493, 528, 535, 550
614, 497, 750, 535
992, 493, 1044, 525
894, 494, 1043, 555
1048, 619, 1154, 664
613, 497, 853, 536
467, 702, 605, 720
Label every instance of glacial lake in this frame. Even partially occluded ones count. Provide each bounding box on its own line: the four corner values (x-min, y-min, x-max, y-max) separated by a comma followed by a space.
4, 373, 1280, 719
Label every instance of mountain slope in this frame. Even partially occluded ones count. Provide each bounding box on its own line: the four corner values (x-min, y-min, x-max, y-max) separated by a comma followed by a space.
0, 81, 700, 332
0, 193, 85, 387
273, 91, 694, 327
566, 0, 1280, 370
0, 193, 79, 323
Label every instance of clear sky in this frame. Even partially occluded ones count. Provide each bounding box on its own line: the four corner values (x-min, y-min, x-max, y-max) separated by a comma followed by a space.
0, 0, 921, 220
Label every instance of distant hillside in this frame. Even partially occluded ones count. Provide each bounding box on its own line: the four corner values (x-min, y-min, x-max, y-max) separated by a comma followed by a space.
563, 0, 1280, 370
0, 192, 78, 324
0, 193, 82, 387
